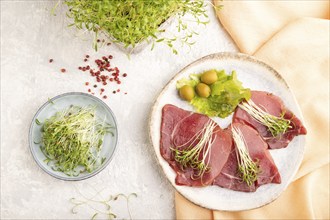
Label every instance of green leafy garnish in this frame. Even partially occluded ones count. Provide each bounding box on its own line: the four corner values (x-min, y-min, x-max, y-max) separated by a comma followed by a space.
54, 0, 213, 53
238, 99, 292, 137
177, 70, 251, 118
232, 126, 260, 186
39, 105, 112, 176
171, 120, 217, 181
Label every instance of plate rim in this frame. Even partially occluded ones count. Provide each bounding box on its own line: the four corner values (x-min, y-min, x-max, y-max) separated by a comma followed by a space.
148, 52, 306, 211
28, 92, 119, 181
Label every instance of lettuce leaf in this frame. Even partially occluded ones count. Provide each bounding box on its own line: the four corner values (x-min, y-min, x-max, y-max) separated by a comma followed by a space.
178, 70, 251, 118
176, 74, 200, 89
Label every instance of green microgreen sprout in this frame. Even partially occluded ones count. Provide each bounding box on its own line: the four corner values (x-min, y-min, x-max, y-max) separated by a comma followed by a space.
48, 97, 55, 105
35, 118, 42, 125
39, 105, 113, 176
70, 186, 137, 220
113, 193, 138, 220
211, 0, 224, 13
171, 120, 217, 180
238, 99, 292, 137
52, 0, 219, 54
50, 0, 61, 16
232, 126, 260, 187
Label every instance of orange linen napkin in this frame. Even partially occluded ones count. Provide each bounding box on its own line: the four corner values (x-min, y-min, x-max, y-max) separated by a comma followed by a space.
175, 1, 330, 219
215, 0, 329, 55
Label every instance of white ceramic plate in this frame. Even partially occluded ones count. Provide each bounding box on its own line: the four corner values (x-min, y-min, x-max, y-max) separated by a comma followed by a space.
29, 92, 118, 181
149, 52, 305, 211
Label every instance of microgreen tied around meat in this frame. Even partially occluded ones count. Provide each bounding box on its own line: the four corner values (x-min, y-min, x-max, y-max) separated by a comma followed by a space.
39, 105, 112, 176
55, 0, 213, 53
232, 127, 260, 186
238, 100, 292, 137
171, 120, 217, 179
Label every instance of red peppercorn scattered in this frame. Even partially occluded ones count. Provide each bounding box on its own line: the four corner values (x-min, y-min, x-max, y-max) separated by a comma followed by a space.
107, 43, 111, 46
97, 39, 101, 43
75, 53, 127, 97
51, 51, 127, 98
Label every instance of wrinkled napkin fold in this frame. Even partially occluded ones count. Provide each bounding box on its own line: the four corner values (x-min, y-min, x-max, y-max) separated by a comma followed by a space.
175, 1, 329, 219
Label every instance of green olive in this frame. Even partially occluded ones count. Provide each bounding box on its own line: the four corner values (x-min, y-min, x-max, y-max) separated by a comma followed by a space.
201, 70, 218, 85
179, 85, 195, 101
196, 83, 211, 98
